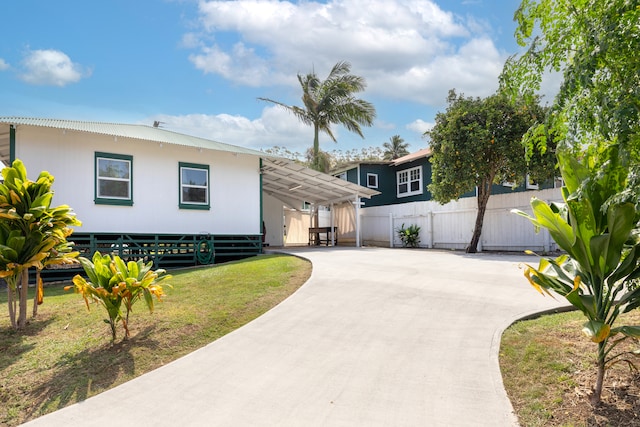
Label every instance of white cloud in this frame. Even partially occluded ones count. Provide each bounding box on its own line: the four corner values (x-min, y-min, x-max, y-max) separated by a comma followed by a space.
19, 49, 90, 86
407, 119, 434, 135
147, 106, 332, 152
0, 59, 9, 71
189, 42, 271, 86
187, 0, 506, 106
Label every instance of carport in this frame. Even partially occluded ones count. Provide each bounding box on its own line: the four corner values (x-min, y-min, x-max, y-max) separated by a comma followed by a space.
260, 157, 380, 247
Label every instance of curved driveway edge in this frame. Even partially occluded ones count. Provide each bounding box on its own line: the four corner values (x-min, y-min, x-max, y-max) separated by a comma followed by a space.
22, 247, 567, 427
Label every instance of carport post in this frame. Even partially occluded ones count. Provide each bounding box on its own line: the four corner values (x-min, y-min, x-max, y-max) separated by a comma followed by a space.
330, 203, 335, 246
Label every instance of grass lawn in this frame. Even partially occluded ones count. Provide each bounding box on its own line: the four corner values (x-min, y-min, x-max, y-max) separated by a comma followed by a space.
0, 253, 311, 426
501, 310, 640, 426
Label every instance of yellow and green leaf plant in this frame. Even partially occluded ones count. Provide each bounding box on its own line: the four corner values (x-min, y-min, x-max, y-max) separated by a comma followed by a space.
67, 251, 171, 341
513, 146, 640, 405
0, 159, 81, 329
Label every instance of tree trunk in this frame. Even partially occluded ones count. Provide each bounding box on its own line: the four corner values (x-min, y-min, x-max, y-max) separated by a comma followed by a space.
591, 342, 606, 406
467, 177, 493, 253
312, 123, 320, 171
7, 284, 17, 329
17, 269, 29, 329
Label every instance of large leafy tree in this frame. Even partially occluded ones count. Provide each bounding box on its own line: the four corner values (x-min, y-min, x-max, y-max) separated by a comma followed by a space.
0, 160, 81, 329
259, 61, 376, 171
382, 135, 410, 160
501, 0, 640, 158
427, 90, 555, 253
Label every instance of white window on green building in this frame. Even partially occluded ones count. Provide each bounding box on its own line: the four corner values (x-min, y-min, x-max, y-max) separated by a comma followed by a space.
366, 173, 378, 189
396, 166, 422, 197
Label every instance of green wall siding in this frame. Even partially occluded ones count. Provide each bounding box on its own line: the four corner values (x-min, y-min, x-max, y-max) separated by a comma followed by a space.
346, 167, 359, 184
337, 157, 553, 208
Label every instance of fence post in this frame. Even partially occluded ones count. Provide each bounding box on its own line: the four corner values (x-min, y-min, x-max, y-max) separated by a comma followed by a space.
428, 211, 434, 248
389, 213, 394, 248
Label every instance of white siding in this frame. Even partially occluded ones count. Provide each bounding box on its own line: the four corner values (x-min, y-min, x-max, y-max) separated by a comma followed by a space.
262, 193, 284, 246
14, 126, 261, 235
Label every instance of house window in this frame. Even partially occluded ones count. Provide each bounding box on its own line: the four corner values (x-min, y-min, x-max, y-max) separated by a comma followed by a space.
366, 173, 378, 189
397, 166, 422, 197
179, 162, 210, 210
336, 172, 347, 181
95, 152, 133, 205
526, 174, 539, 190
554, 177, 564, 188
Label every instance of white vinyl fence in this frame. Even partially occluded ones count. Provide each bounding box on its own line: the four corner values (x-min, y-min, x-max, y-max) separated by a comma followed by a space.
360, 188, 563, 252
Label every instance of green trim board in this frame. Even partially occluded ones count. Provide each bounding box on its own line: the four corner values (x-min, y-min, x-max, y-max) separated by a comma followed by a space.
259, 158, 264, 253
94, 151, 134, 206
9, 125, 15, 164
178, 161, 210, 210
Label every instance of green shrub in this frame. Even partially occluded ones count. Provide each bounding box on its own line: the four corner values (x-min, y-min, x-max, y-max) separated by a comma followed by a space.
397, 223, 421, 248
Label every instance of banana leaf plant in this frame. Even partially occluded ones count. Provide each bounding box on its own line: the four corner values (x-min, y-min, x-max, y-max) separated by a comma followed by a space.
67, 252, 171, 341
0, 160, 81, 329
513, 146, 640, 405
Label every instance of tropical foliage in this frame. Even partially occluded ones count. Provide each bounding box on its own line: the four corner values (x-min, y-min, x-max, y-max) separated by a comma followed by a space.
67, 252, 171, 341
0, 159, 81, 329
397, 223, 421, 248
427, 90, 556, 253
514, 146, 640, 405
259, 61, 376, 171
263, 145, 384, 171
501, 0, 640, 161
382, 135, 409, 160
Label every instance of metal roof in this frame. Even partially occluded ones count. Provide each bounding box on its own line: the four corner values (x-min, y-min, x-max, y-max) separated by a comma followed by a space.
0, 117, 379, 207
261, 157, 379, 207
0, 117, 265, 156
391, 147, 432, 166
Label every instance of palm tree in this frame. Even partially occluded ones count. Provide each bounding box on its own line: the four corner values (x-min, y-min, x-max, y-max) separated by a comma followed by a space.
382, 135, 409, 160
304, 147, 333, 173
259, 61, 376, 171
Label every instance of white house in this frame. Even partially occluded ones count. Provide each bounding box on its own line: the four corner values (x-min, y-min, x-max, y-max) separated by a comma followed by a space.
0, 118, 378, 277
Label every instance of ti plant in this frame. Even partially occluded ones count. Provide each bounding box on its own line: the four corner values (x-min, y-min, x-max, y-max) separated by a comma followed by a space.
0, 159, 81, 329
397, 223, 421, 248
67, 252, 171, 341
513, 146, 640, 405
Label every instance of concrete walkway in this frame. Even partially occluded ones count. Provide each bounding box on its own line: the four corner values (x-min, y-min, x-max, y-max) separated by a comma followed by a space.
23, 247, 567, 427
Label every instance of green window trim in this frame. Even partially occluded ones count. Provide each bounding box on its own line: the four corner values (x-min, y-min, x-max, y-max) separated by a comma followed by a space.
179, 162, 210, 210
94, 152, 133, 206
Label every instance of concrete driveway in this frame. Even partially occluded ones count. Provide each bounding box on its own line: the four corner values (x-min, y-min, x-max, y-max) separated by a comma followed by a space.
23, 247, 567, 427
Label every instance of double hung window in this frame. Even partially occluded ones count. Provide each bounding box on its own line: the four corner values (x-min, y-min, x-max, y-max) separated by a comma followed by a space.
397, 166, 422, 197
179, 162, 210, 209
95, 152, 133, 205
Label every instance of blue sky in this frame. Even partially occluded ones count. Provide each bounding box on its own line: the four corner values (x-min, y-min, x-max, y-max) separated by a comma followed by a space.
0, 0, 535, 155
